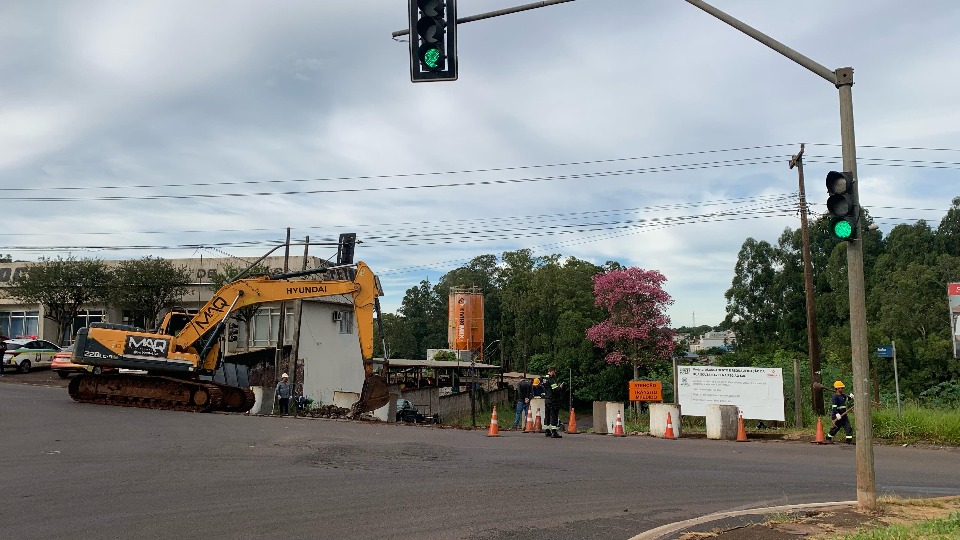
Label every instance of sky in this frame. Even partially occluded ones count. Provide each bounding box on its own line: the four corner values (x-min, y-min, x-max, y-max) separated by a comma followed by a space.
1, 0, 959, 327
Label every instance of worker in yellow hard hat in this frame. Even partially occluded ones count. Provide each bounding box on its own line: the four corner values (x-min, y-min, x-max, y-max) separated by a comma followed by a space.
532, 377, 544, 398
827, 380, 854, 444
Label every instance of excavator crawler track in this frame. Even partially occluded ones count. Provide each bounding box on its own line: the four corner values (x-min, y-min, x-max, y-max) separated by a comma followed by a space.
213, 384, 256, 413
68, 373, 224, 413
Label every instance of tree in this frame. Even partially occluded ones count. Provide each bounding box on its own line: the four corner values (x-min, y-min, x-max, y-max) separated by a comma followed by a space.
374, 312, 416, 359
109, 257, 191, 329
723, 238, 779, 349
935, 197, 960, 257
4, 256, 111, 344
397, 279, 446, 358
209, 263, 273, 351
586, 267, 675, 380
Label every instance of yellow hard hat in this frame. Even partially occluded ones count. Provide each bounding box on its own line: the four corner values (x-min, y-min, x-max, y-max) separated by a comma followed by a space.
533, 378, 540, 385
833, 380, 845, 389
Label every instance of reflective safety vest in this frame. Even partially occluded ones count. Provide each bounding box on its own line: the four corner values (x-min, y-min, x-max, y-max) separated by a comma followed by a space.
831, 392, 852, 415
543, 374, 562, 401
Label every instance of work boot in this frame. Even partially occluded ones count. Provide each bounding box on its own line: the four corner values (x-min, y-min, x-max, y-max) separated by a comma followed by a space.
551, 429, 562, 439
846, 438, 855, 445
545, 429, 552, 437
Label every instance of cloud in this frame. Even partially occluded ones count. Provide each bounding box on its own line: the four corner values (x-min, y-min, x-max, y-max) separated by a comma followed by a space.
1, 0, 959, 328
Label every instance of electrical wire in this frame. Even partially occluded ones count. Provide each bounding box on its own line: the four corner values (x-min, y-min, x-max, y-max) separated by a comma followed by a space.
0, 156, 794, 202
2, 144, 800, 193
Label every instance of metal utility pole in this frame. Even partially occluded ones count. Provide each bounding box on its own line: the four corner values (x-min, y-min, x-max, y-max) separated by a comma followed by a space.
790, 145, 824, 416
289, 236, 309, 402
892, 341, 901, 417
793, 356, 802, 427
685, 0, 875, 511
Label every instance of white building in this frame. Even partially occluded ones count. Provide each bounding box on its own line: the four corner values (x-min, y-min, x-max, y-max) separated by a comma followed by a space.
689, 330, 737, 353
0, 256, 374, 406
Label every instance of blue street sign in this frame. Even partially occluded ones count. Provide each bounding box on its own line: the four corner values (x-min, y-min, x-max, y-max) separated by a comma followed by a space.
876, 345, 894, 358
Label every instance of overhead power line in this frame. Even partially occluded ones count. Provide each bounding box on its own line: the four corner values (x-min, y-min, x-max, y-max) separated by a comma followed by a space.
4, 143, 800, 193
0, 156, 795, 202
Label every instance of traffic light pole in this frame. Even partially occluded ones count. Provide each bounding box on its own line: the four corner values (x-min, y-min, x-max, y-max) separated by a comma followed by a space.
685, 0, 875, 511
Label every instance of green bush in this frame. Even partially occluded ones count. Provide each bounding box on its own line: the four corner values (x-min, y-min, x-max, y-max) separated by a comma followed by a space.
919, 380, 960, 409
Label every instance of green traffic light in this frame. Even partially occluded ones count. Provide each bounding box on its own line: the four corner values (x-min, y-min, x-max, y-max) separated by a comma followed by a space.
833, 220, 853, 239
422, 47, 441, 69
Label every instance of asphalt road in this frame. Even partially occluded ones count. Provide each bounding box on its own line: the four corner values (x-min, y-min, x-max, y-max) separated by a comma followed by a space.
2, 379, 959, 540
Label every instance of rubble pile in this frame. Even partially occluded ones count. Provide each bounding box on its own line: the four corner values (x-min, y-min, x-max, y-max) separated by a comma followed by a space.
305, 404, 352, 419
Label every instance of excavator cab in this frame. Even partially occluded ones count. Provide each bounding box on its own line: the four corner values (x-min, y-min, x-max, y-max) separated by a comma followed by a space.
159, 312, 193, 336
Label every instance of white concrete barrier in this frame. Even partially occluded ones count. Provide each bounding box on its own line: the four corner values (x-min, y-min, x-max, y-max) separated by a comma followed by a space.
530, 397, 546, 428
592, 401, 625, 434
650, 403, 681, 438
706, 404, 739, 440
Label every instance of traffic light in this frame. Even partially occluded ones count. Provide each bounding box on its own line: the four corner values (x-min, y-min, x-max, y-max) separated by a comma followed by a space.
337, 233, 357, 265
825, 170, 859, 241
408, 0, 458, 82
227, 321, 239, 343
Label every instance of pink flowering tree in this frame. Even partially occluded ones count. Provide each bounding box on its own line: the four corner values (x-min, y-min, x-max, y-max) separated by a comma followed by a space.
586, 267, 676, 380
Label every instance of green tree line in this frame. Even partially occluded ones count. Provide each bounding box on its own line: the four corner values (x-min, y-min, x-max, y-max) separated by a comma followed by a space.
722, 196, 960, 406
374, 250, 677, 403
3, 256, 191, 344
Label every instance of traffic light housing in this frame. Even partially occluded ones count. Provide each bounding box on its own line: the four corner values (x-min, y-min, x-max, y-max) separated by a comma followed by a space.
337, 233, 357, 265
408, 0, 458, 82
825, 170, 859, 241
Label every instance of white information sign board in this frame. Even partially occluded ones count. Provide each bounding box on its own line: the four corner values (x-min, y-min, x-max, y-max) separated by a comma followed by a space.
677, 365, 785, 421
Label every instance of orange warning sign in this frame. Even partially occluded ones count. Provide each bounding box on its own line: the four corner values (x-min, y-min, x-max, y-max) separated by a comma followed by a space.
629, 380, 663, 402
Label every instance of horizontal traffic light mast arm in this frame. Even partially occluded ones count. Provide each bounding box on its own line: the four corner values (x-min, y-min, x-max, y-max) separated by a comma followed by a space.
684, 0, 838, 85
392, 0, 574, 38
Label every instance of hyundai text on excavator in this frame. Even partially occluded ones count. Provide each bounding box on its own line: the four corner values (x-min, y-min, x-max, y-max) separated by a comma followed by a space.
68, 261, 390, 415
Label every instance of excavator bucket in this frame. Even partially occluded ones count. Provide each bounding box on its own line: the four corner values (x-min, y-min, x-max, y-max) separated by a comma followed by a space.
352, 374, 390, 415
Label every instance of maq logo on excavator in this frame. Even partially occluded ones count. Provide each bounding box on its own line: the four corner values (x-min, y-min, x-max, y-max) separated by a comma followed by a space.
124, 335, 170, 357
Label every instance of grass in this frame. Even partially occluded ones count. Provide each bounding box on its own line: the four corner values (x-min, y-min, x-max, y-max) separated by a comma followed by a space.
872, 405, 960, 445
878, 494, 947, 509
833, 512, 960, 539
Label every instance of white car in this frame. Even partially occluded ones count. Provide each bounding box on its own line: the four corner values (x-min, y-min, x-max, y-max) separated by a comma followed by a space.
3, 338, 62, 374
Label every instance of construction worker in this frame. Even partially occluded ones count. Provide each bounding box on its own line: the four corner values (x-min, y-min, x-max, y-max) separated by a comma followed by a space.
513, 377, 532, 429
276, 373, 292, 416
542, 366, 564, 438
827, 380, 854, 444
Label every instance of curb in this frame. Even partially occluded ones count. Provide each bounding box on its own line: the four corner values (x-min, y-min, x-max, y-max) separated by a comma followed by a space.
627, 500, 857, 540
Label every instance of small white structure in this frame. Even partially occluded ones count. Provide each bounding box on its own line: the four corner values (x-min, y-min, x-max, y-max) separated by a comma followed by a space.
649, 403, 681, 439
705, 404, 739, 440
592, 401, 625, 435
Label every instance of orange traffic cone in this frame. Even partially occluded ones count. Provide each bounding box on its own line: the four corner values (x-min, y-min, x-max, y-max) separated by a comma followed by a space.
567, 408, 578, 434
487, 406, 500, 437
812, 417, 828, 445
612, 411, 626, 437
523, 407, 534, 433
533, 408, 543, 432
736, 411, 748, 442
664, 412, 676, 439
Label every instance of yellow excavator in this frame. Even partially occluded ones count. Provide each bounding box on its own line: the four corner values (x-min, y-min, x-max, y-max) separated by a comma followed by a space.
68, 261, 390, 414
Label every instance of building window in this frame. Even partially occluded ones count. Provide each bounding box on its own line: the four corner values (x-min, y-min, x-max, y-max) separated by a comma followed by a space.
0, 311, 40, 339
339, 309, 353, 335
246, 306, 295, 347
67, 310, 105, 343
